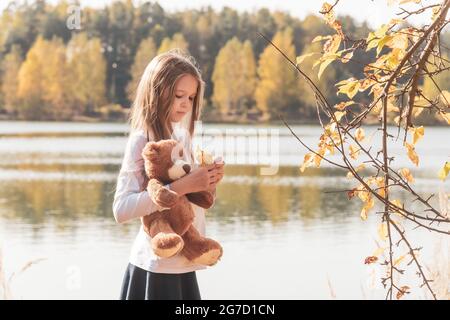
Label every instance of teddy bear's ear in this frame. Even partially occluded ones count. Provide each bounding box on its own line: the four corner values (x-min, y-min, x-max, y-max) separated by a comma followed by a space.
148, 142, 160, 152
143, 141, 161, 162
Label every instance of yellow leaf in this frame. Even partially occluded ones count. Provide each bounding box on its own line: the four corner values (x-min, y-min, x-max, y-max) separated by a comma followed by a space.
372, 247, 385, 257
348, 164, 365, 179
360, 207, 369, 220
366, 36, 379, 51
334, 111, 346, 122
361, 197, 374, 221
296, 52, 319, 65
399, 168, 414, 183
388, 18, 404, 26
337, 78, 361, 99
378, 222, 388, 241
334, 101, 355, 111
393, 254, 406, 266
359, 78, 376, 92
438, 161, 450, 181
355, 128, 365, 142
409, 126, 424, 145
391, 199, 402, 208
318, 57, 335, 79
375, 177, 386, 197
390, 199, 404, 217
195, 147, 214, 165
399, 0, 421, 4
314, 148, 325, 167
323, 35, 341, 54
357, 185, 370, 202
349, 144, 360, 160
387, 33, 409, 50
312, 35, 332, 42
340, 50, 353, 63
404, 142, 419, 166
386, 48, 404, 69
366, 25, 389, 51
300, 153, 313, 173
377, 35, 393, 56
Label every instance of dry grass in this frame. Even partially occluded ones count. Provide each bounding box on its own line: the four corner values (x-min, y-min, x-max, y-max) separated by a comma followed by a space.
0, 246, 46, 300
424, 235, 450, 300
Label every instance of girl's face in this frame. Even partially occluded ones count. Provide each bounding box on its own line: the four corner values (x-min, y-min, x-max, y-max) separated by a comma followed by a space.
170, 73, 198, 123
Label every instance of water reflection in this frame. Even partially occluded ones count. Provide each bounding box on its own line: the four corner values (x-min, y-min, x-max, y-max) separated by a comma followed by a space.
0, 121, 447, 299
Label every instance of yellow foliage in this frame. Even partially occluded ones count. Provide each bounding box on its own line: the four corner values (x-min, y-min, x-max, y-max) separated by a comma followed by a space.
361, 196, 374, 221
355, 127, 365, 142
399, 168, 414, 183
334, 101, 355, 111
336, 78, 361, 99
349, 144, 360, 160
212, 38, 256, 115
404, 142, 419, 166
300, 153, 314, 173
158, 33, 189, 54
378, 222, 388, 241
438, 162, 450, 181
408, 126, 424, 145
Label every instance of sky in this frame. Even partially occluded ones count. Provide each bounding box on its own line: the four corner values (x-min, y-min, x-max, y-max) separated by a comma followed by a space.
0, 0, 440, 28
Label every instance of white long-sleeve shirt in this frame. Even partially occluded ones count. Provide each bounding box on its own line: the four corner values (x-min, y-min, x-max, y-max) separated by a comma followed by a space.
113, 127, 207, 274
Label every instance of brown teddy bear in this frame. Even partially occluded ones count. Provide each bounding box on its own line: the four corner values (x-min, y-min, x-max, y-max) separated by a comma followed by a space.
140, 139, 223, 266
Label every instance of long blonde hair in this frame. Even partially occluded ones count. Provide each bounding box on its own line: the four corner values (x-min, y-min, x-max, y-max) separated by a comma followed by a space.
129, 49, 205, 142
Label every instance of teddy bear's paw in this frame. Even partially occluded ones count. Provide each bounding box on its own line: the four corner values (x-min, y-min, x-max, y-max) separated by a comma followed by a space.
152, 233, 184, 258
192, 248, 223, 266
155, 188, 178, 208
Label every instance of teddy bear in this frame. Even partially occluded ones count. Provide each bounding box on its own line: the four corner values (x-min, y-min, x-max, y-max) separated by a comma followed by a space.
140, 139, 223, 266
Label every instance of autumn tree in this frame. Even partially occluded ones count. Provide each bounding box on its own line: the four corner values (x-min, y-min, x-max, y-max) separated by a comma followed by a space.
67, 33, 107, 115
264, 0, 450, 299
17, 36, 49, 119
127, 37, 157, 101
255, 28, 300, 120
212, 37, 257, 116
1, 45, 23, 114
158, 32, 189, 54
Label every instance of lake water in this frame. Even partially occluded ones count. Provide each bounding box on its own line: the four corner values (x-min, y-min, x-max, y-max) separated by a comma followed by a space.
0, 121, 448, 299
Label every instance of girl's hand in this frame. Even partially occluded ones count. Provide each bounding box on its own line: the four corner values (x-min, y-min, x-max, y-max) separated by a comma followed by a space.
205, 161, 225, 193
212, 161, 225, 185
169, 164, 216, 195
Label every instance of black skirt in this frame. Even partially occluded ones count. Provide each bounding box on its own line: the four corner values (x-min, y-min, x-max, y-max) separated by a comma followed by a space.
119, 263, 201, 300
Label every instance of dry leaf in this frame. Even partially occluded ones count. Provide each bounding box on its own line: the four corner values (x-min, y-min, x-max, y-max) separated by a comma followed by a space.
378, 222, 388, 241
300, 153, 313, 173
399, 168, 414, 183
404, 142, 419, 166
355, 128, 365, 142
334, 111, 346, 122
396, 286, 410, 300
438, 161, 450, 181
409, 126, 424, 145
364, 256, 378, 264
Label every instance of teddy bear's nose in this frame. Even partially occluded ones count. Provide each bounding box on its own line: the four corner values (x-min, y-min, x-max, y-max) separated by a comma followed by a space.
182, 164, 191, 174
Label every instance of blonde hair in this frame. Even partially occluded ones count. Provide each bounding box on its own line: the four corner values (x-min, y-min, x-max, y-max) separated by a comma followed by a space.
128, 49, 205, 142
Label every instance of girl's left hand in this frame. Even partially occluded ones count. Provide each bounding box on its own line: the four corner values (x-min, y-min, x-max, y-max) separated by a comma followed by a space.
213, 161, 225, 185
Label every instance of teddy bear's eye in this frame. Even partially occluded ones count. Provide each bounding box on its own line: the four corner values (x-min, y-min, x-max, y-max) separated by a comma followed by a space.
179, 149, 183, 157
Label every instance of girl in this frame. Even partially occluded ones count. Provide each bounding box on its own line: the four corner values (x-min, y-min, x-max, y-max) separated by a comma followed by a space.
113, 50, 224, 300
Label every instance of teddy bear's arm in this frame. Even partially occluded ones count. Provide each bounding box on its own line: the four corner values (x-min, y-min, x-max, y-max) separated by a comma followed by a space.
147, 178, 179, 209
186, 190, 215, 209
